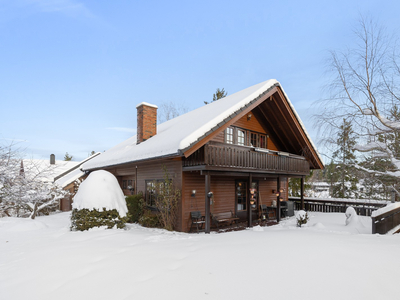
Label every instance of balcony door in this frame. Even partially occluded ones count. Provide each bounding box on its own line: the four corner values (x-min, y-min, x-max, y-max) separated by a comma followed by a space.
235, 180, 258, 217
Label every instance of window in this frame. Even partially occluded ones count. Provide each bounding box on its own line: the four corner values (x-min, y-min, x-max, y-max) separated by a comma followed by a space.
259, 134, 267, 149
225, 127, 234, 144
122, 180, 127, 189
237, 129, 246, 146
236, 181, 247, 211
250, 132, 258, 147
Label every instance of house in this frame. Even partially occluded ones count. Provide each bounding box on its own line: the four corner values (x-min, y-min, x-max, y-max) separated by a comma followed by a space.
21, 153, 100, 212
82, 79, 324, 232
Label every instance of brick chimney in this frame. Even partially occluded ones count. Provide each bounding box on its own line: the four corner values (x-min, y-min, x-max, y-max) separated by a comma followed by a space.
136, 102, 158, 144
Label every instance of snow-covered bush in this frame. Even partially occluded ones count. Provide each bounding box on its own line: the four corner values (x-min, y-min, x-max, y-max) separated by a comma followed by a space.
296, 210, 309, 227
70, 170, 128, 231
345, 206, 358, 226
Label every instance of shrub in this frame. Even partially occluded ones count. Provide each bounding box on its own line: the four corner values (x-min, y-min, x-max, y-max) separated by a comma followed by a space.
154, 166, 180, 231
70, 208, 128, 231
138, 209, 161, 228
125, 193, 145, 223
296, 210, 309, 227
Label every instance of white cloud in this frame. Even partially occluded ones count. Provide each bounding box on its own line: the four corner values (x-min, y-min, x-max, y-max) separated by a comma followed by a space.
21, 0, 93, 17
106, 127, 136, 134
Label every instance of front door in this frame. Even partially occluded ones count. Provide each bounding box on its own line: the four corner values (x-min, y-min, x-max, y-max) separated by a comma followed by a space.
235, 180, 258, 219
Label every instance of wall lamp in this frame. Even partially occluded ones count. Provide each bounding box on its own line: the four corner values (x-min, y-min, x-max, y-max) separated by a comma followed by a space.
207, 191, 213, 198
191, 190, 196, 197
247, 113, 252, 121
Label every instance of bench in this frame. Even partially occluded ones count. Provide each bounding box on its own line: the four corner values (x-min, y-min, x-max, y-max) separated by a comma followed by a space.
211, 211, 239, 229
190, 211, 205, 233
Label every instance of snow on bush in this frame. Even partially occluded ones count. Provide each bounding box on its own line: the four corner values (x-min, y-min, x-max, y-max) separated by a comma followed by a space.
296, 210, 309, 227
72, 170, 127, 217
70, 170, 128, 231
344, 207, 365, 229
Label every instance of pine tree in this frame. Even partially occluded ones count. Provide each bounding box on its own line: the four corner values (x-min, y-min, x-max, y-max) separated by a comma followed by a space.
64, 152, 73, 161
331, 119, 358, 198
204, 88, 227, 105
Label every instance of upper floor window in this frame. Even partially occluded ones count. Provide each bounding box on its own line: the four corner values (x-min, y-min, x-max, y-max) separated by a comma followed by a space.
226, 127, 233, 144
259, 134, 267, 149
250, 132, 258, 147
224, 126, 268, 149
237, 129, 246, 146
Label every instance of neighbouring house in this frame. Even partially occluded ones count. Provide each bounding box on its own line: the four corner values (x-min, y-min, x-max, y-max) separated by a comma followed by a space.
21, 153, 100, 212
82, 79, 324, 232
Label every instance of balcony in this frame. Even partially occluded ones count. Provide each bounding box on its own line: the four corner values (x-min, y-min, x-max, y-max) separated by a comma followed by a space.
183, 143, 310, 175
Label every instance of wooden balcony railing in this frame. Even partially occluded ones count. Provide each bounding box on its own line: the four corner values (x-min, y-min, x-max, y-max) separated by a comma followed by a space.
183, 143, 310, 174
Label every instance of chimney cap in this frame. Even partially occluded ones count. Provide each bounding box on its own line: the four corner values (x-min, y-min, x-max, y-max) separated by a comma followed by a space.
136, 102, 158, 109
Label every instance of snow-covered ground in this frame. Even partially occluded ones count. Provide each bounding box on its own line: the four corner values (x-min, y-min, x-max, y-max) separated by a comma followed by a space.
1, 212, 399, 300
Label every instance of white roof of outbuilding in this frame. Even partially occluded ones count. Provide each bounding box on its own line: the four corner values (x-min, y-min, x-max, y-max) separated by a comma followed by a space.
83, 79, 322, 170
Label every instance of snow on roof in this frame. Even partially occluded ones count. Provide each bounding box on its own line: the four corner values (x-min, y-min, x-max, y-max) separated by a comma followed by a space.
83, 79, 322, 170
23, 159, 80, 183
371, 202, 400, 217
23, 153, 101, 186
55, 167, 84, 188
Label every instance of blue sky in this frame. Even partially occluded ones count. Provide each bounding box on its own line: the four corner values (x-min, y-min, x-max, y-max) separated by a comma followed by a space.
1, 0, 399, 162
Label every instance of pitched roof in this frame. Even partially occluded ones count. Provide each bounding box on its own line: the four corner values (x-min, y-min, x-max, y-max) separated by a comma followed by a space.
83, 79, 323, 170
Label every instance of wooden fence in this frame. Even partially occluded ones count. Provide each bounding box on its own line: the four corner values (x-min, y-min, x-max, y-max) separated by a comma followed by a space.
372, 205, 400, 234
288, 197, 387, 217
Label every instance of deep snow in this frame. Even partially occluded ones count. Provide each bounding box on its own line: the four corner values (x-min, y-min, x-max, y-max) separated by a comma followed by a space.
1, 212, 399, 300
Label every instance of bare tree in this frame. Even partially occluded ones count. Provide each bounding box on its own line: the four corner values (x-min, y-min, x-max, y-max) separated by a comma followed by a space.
158, 101, 188, 123
315, 17, 400, 196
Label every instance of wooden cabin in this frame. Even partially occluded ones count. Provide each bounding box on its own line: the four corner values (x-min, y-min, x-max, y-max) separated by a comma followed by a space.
82, 80, 324, 232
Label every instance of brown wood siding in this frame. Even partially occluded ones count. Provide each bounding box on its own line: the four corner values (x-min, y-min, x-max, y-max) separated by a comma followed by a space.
211, 131, 225, 143
182, 172, 236, 232
182, 171, 205, 232
258, 177, 288, 205
232, 112, 279, 151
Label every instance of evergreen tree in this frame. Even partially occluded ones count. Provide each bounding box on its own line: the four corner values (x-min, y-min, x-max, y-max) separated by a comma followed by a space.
325, 160, 340, 197
64, 152, 73, 161
204, 88, 227, 105
331, 119, 358, 198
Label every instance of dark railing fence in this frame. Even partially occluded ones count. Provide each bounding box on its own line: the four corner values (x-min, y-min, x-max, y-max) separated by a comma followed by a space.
183, 143, 309, 174
372, 205, 400, 234
288, 197, 387, 217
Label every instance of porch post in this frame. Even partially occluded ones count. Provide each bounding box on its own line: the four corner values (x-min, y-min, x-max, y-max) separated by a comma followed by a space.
247, 173, 253, 227
300, 176, 305, 210
205, 172, 211, 234
277, 176, 281, 222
